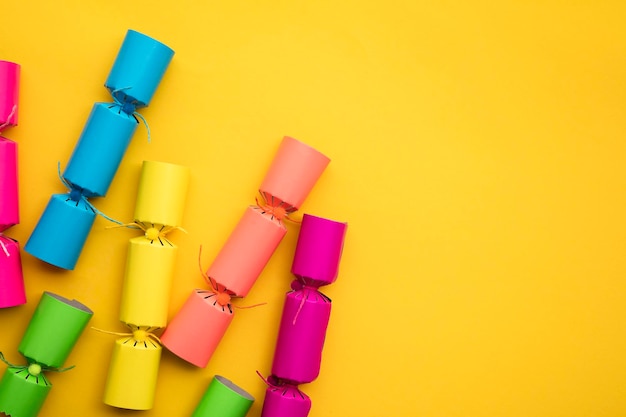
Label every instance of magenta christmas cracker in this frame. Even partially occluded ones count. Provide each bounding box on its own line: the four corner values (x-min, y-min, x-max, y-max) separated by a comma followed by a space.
0, 59, 26, 308
24, 29, 174, 270
259, 214, 347, 417
0, 292, 93, 417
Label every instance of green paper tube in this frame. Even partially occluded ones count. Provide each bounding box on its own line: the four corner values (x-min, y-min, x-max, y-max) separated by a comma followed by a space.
18, 292, 93, 368
192, 375, 254, 417
0, 367, 52, 417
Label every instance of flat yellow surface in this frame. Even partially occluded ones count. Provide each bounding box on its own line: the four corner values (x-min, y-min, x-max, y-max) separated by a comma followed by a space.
2, 1, 626, 416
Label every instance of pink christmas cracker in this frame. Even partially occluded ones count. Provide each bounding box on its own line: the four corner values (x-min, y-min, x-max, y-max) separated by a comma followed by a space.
0, 60, 26, 309
260, 214, 347, 417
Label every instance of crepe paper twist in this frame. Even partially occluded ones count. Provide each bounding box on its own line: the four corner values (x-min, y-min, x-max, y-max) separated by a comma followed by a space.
0, 292, 93, 417
99, 161, 188, 411
161, 136, 329, 368
191, 375, 254, 417
260, 214, 347, 417
24, 29, 174, 271
0, 60, 26, 309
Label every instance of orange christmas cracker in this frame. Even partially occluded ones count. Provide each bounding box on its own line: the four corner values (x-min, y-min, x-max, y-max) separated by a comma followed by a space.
162, 136, 329, 368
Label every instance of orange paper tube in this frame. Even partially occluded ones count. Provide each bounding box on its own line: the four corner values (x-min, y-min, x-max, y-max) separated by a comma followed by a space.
258, 136, 330, 210
207, 207, 286, 297
161, 289, 234, 368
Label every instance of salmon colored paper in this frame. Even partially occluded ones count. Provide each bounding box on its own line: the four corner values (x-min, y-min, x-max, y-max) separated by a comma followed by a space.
163, 137, 329, 368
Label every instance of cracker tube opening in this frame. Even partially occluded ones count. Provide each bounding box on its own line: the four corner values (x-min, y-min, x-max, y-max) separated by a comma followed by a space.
191, 375, 254, 417
24, 194, 96, 270
0, 60, 20, 127
0, 236, 26, 308
105, 29, 174, 109
103, 337, 162, 410
18, 292, 93, 368
0, 138, 19, 230
259, 136, 330, 211
161, 289, 234, 368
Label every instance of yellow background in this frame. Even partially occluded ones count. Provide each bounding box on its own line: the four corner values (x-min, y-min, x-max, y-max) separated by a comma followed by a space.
2, 1, 626, 416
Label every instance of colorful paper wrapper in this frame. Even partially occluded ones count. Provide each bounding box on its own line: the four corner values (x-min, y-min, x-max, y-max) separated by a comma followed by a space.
260, 382, 311, 417
271, 289, 331, 384
161, 289, 234, 368
133, 160, 190, 227
62, 102, 138, 198
192, 375, 254, 417
0, 60, 20, 127
0, 236, 26, 308
103, 336, 161, 410
18, 292, 93, 368
207, 206, 286, 297
119, 237, 178, 328
0, 366, 51, 417
0, 138, 18, 231
258, 136, 329, 211
105, 29, 174, 109
25, 194, 96, 270
291, 214, 347, 287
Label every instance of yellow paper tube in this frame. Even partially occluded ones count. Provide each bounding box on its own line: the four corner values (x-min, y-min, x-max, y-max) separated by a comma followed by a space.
103, 336, 162, 410
119, 236, 178, 328
133, 161, 190, 227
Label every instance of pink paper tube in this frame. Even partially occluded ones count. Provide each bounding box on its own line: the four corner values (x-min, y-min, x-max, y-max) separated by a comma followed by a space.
291, 214, 347, 287
0, 61, 20, 127
207, 206, 286, 297
0, 138, 18, 232
271, 288, 331, 384
0, 236, 26, 308
260, 381, 311, 417
161, 289, 234, 368
258, 137, 330, 211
